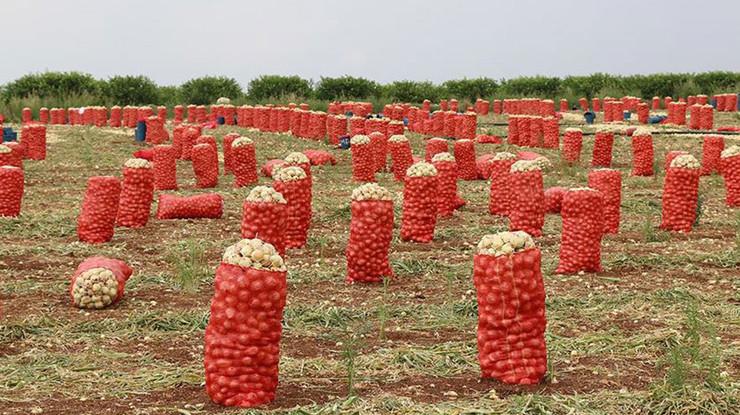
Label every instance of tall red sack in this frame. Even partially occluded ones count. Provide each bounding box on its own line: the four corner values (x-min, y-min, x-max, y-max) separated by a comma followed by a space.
700, 105, 714, 130
559, 99, 569, 112
720, 147, 740, 207
591, 130, 614, 167
77, 176, 121, 243
232, 138, 258, 188
171, 124, 186, 158
346, 184, 394, 283
432, 154, 463, 217
156, 193, 223, 219
174, 105, 184, 124
0, 144, 22, 168
544, 187, 566, 214
556, 188, 604, 273
507, 116, 521, 146
153, 145, 178, 190
701, 135, 724, 176
443, 112, 457, 138
689, 104, 702, 130
637, 102, 649, 124
0, 166, 24, 217
69, 257, 133, 309
205, 240, 287, 408
425, 138, 448, 161
349, 116, 366, 136
474, 232, 547, 385
459, 112, 477, 140
196, 135, 218, 154
351, 136, 376, 182
241, 187, 288, 255
116, 159, 154, 228
587, 169, 621, 234
488, 154, 517, 216
388, 136, 413, 181
562, 128, 583, 164
631, 129, 654, 176
272, 167, 312, 249
660, 155, 700, 232
400, 163, 438, 243
542, 117, 559, 149
21, 107, 32, 123
22, 124, 47, 160
369, 132, 388, 173
508, 162, 545, 237
453, 139, 477, 180
222, 133, 240, 175
518, 117, 531, 147
145, 116, 168, 145
181, 126, 201, 160
192, 144, 219, 188
109, 106, 122, 127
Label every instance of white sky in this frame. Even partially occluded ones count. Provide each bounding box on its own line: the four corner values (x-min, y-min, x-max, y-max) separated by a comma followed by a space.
3, 0, 739, 88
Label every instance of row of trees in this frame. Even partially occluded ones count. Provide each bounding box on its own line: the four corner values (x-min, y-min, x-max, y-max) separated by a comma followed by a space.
2, 71, 739, 108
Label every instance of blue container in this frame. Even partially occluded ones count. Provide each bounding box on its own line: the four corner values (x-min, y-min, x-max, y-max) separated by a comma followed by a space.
737, 94, 740, 111
623, 111, 631, 120
345, 111, 353, 117
403, 117, 409, 126
3, 127, 17, 142
711, 98, 717, 108
339, 136, 351, 150
648, 115, 667, 124
583, 111, 595, 124
217, 116, 225, 125
135, 121, 147, 142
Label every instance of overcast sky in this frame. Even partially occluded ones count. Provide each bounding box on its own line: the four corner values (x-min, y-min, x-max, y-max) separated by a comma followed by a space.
3, 0, 739, 88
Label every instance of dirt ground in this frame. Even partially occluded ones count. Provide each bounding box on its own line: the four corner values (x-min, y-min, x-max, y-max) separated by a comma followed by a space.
1, 111, 738, 414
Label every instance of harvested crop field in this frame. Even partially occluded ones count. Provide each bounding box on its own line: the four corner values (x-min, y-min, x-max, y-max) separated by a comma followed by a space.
1, 110, 739, 415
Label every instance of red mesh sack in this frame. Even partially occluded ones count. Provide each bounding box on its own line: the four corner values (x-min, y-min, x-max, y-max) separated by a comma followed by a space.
116, 159, 154, 228
174, 105, 184, 124
544, 187, 566, 214
205, 240, 287, 407
449, 99, 459, 112
232, 138, 258, 187
0, 144, 22, 168
474, 232, 547, 385
303, 150, 336, 166
664, 151, 688, 171
689, 104, 702, 130
518, 117, 531, 147
508, 163, 545, 237
181, 126, 201, 160
77, 176, 121, 243
507, 116, 520, 145
591, 130, 614, 167
559, 99, 569, 112
171, 124, 186, 158
387, 120, 404, 137
346, 184, 394, 283
631, 129, 654, 176
651, 97, 660, 110
156, 193, 224, 219
272, 167, 312, 249
241, 187, 288, 255
587, 169, 621, 234
21, 107, 32, 123
432, 155, 464, 217
459, 112, 477, 140
196, 135, 218, 154
21, 124, 47, 160
389, 136, 413, 181
0, 166, 24, 217
223, 133, 240, 175
700, 105, 714, 130
349, 116, 366, 136
153, 145, 178, 190
262, 160, 285, 178
351, 136, 376, 182
660, 155, 700, 232
542, 117, 559, 149
562, 128, 583, 164
425, 138, 448, 161
400, 163, 438, 243
453, 139, 477, 180
700, 135, 724, 176
192, 144, 219, 188
578, 98, 589, 112
145, 116, 168, 145
637, 103, 649, 124
133, 148, 154, 161
720, 147, 740, 207
488, 154, 517, 216
69, 257, 133, 309
369, 132, 388, 173
443, 112, 458, 138
556, 189, 604, 273
109, 106, 121, 127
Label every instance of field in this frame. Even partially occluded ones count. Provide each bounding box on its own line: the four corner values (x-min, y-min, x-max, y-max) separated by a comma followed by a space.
1, 112, 739, 414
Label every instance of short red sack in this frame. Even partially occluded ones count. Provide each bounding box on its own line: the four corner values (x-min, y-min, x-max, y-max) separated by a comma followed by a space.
241, 186, 288, 255
77, 176, 121, 243
69, 257, 133, 309
400, 163, 438, 243
156, 193, 223, 219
